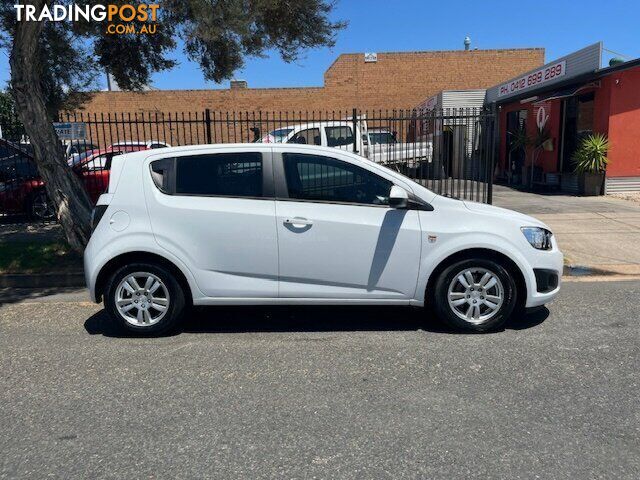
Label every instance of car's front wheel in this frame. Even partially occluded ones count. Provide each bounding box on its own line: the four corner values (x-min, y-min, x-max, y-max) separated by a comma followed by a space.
104, 263, 185, 336
433, 258, 517, 332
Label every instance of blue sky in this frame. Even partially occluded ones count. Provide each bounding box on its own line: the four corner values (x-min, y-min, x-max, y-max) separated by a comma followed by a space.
1, 0, 639, 90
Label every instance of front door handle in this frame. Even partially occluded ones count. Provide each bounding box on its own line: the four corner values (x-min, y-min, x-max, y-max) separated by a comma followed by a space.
283, 217, 313, 227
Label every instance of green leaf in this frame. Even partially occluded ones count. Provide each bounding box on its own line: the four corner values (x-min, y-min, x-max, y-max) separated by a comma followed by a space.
572, 133, 609, 174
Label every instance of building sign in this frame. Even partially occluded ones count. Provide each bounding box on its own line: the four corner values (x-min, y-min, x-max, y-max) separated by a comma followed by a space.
53, 122, 87, 140
485, 43, 602, 104
364, 52, 377, 63
498, 61, 566, 98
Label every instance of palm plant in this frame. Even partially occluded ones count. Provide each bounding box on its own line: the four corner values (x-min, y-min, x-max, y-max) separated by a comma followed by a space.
573, 133, 609, 174
508, 127, 530, 152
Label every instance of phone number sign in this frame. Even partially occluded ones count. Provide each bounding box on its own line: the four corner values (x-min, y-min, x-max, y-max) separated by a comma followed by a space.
498, 61, 566, 98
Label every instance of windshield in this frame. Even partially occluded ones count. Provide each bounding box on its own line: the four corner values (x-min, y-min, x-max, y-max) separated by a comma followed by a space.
271, 128, 293, 141
256, 128, 293, 143
369, 132, 397, 145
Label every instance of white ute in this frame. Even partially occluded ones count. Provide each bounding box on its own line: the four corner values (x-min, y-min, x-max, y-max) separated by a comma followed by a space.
85, 143, 563, 335
258, 119, 432, 169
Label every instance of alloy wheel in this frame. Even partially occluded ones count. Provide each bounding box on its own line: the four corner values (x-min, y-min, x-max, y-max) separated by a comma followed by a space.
115, 272, 170, 327
447, 267, 504, 325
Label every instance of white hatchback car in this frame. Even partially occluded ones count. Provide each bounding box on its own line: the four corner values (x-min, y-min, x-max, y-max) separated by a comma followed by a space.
85, 143, 563, 335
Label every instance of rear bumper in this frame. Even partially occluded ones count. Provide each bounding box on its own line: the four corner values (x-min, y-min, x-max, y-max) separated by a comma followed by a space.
84, 241, 98, 303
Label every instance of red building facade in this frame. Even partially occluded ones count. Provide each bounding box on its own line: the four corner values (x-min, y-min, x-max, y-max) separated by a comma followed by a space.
487, 43, 640, 193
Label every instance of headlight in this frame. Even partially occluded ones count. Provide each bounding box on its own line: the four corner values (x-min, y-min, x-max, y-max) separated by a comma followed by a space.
521, 227, 553, 250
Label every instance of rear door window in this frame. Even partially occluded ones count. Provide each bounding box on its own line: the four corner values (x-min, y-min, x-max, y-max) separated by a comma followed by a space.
174, 152, 263, 197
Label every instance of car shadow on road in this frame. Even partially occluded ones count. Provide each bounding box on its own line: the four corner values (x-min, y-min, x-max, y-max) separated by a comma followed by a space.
84, 304, 549, 337
0, 287, 86, 306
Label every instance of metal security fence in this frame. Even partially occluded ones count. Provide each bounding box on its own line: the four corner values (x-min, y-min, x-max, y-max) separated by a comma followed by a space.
0, 107, 496, 223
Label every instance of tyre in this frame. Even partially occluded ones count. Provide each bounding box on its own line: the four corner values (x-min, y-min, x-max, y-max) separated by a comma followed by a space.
104, 263, 186, 336
28, 189, 55, 220
432, 258, 517, 332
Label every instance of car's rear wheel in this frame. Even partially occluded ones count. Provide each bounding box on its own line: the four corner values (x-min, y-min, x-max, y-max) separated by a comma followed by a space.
104, 263, 185, 336
433, 258, 517, 332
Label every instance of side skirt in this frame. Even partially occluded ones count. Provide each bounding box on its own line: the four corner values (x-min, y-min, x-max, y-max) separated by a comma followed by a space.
193, 297, 424, 306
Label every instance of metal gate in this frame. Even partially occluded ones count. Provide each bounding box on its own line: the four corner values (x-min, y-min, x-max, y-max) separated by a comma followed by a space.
0, 108, 496, 223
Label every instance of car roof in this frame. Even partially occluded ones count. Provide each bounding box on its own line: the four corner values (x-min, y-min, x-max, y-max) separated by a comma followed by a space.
123, 142, 392, 177
270, 121, 352, 132
118, 143, 374, 170
124, 142, 360, 159
111, 140, 167, 145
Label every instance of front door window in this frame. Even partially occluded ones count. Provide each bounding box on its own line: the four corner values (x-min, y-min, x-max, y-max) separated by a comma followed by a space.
283, 153, 392, 206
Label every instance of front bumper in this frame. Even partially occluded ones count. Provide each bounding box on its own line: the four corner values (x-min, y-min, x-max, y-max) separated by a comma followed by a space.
524, 248, 563, 308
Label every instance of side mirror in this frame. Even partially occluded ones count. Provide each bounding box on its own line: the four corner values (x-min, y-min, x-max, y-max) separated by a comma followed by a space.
389, 185, 408, 209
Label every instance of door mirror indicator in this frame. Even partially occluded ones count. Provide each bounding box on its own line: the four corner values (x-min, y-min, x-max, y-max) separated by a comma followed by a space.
389, 185, 408, 209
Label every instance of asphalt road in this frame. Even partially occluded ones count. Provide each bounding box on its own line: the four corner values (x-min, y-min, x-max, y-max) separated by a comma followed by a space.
1, 280, 639, 479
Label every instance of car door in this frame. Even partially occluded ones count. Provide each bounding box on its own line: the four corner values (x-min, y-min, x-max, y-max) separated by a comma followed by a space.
274, 148, 422, 300
144, 147, 279, 298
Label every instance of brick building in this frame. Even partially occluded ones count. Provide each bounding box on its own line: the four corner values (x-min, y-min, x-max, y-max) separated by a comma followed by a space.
78, 48, 544, 114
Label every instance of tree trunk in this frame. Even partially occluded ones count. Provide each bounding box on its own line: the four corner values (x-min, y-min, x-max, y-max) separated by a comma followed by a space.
9, 1, 93, 253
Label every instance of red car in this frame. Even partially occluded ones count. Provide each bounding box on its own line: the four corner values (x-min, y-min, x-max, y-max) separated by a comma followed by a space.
1, 138, 170, 219
72, 149, 125, 203
69, 143, 170, 198
0, 140, 122, 219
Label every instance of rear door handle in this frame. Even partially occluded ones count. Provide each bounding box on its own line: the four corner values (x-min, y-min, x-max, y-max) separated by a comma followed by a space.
283, 217, 313, 226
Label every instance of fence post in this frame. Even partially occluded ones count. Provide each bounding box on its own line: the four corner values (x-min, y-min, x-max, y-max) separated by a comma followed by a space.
204, 108, 212, 144
487, 105, 498, 204
352, 107, 358, 154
